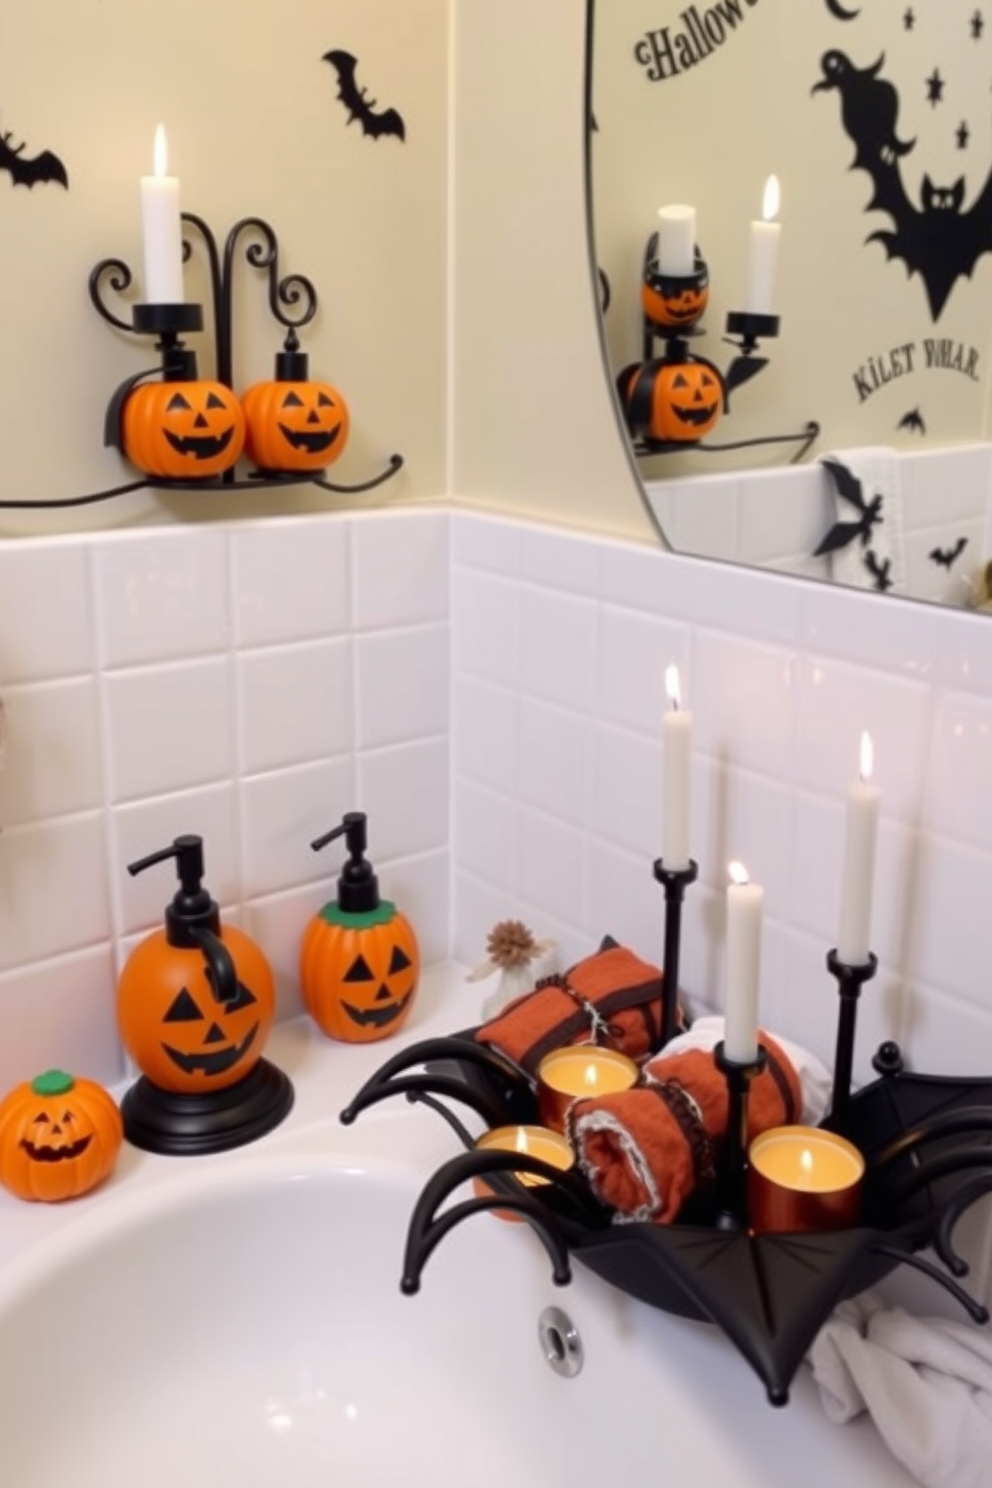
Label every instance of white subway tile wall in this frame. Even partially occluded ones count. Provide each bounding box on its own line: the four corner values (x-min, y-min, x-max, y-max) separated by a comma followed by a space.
0, 510, 450, 1094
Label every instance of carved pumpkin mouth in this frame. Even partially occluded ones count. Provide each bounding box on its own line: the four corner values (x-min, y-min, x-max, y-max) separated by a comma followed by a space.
163, 427, 237, 462
342, 989, 413, 1029
20, 1134, 92, 1163
665, 302, 702, 321
673, 402, 719, 427
163, 1023, 259, 1076
277, 422, 342, 455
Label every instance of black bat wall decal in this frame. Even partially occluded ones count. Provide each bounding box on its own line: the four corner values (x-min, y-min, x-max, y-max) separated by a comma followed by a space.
814, 50, 992, 320
897, 406, 926, 436
323, 51, 406, 142
0, 128, 68, 189
930, 536, 968, 569
814, 457, 884, 556
864, 548, 893, 591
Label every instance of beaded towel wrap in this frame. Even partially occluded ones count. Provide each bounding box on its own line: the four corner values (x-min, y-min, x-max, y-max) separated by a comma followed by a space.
567, 1031, 802, 1225
474, 943, 668, 1081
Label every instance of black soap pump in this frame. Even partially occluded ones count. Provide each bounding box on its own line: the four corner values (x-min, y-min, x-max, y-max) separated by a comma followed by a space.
300, 811, 422, 1043
116, 833, 293, 1156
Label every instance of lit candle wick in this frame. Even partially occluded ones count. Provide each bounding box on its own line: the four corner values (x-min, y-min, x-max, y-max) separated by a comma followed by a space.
728, 859, 749, 888
583, 1064, 598, 1089
763, 173, 780, 223
515, 1129, 528, 1155
665, 663, 681, 712
859, 730, 874, 784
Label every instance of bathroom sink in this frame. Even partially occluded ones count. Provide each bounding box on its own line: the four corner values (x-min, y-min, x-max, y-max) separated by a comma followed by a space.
0, 1132, 921, 1488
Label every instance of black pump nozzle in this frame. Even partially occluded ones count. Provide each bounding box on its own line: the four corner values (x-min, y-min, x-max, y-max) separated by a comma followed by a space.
310, 811, 380, 914
127, 834, 237, 1003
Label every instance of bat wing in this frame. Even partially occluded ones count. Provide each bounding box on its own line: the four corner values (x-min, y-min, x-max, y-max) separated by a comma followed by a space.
362, 106, 405, 143
821, 457, 866, 513
0, 136, 68, 189
814, 519, 870, 557
323, 49, 405, 141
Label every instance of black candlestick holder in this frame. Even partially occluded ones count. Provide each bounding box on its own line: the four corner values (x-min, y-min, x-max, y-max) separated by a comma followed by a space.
652, 856, 698, 1046
823, 948, 879, 1131
713, 1039, 768, 1229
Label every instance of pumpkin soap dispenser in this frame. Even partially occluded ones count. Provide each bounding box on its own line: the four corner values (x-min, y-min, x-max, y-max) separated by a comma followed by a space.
116, 834, 294, 1155
300, 812, 420, 1043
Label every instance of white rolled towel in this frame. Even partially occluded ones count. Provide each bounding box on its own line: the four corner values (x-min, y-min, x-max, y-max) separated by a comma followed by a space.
809, 1291, 992, 1488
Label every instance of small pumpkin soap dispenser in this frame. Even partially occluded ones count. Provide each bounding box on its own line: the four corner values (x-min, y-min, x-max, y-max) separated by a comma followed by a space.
300, 812, 420, 1043
116, 834, 293, 1155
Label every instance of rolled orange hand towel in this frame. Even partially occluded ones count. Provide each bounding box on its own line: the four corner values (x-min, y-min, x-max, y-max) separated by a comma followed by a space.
567, 1030, 801, 1224
474, 942, 669, 1080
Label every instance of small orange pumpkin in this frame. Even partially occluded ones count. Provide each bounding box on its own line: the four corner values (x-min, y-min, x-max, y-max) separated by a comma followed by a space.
0, 1070, 123, 1202
301, 902, 420, 1044
122, 379, 245, 480
641, 277, 709, 332
621, 356, 725, 445
241, 341, 350, 474
117, 927, 275, 1094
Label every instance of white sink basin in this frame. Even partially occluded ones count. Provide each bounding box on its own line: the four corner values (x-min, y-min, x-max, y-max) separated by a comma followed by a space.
0, 1138, 920, 1487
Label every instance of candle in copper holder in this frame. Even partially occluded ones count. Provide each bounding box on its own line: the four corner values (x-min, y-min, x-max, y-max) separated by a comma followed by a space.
537, 1046, 639, 1132
748, 1125, 865, 1233
472, 1124, 575, 1222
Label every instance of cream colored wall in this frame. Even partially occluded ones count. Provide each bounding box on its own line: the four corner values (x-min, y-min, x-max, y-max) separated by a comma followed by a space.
1, 0, 447, 531
449, 0, 653, 543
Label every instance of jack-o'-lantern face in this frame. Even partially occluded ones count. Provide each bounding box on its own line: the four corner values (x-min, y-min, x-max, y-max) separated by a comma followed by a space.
241, 378, 351, 473
122, 379, 246, 480
116, 927, 276, 1094
300, 907, 421, 1044
650, 361, 724, 443
641, 278, 709, 331
0, 1070, 123, 1203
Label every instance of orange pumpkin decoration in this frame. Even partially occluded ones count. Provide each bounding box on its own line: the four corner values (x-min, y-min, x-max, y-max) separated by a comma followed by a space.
620, 355, 725, 445
117, 925, 275, 1093
300, 812, 421, 1043
641, 276, 709, 332
0, 1070, 123, 1202
242, 343, 349, 475
122, 379, 245, 480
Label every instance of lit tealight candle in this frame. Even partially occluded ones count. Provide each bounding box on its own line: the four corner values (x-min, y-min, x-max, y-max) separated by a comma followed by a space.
837, 732, 880, 967
663, 664, 692, 870
473, 1125, 575, 1221
657, 204, 696, 277
724, 861, 763, 1064
537, 1046, 639, 1131
140, 124, 184, 305
748, 1125, 865, 1232
745, 175, 781, 316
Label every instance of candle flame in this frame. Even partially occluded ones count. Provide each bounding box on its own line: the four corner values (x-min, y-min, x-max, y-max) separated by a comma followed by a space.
514, 1128, 528, 1154
728, 860, 749, 887
800, 1148, 814, 1186
859, 730, 874, 783
153, 123, 169, 178
762, 174, 780, 222
584, 1063, 598, 1089
665, 664, 681, 711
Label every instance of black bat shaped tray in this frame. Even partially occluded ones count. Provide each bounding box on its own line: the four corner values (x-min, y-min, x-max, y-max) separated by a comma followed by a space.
341, 1033, 992, 1406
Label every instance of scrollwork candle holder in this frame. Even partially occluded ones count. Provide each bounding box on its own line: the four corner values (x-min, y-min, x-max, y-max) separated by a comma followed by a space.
652, 856, 698, 1047
616, 232, 817, 461
823, 948, 878, 1131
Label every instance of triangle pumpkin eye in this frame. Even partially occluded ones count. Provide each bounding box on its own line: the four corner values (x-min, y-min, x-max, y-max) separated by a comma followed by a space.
167, 393, 192, 412
343, 954, 375, 983
32, 1113, 50, 1125
206, 392, 226, 410
282, 391, 305, 409
164, 988, 205, 1023
317, 392, 333, 407
388, 945, 412, 974
672, 374, 689, 389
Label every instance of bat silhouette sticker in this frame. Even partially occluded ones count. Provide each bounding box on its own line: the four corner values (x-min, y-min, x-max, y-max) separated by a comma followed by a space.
815, 457, 885, 556
930, 536, 968, 569
0, 127, 68, 189
897, 407, 926, 436
814, 50, 992, 320
323, 51, 406, 142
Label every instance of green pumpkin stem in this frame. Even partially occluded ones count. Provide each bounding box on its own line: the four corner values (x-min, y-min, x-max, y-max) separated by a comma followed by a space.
31, 1069, 76, 1097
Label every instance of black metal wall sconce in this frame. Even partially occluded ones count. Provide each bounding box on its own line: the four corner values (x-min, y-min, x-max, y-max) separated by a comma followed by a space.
88, 211, 402, 500
615, 232, 819, 463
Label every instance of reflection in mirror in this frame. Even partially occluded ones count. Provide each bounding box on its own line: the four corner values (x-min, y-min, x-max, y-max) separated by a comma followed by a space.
587, 0, 992, 614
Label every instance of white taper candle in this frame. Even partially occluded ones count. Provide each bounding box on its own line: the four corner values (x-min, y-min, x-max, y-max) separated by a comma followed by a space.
140, 125, 184, 305
663, 665, 692, 869
657, 204, 696, 277
725, 860, 763, 1064
745, 175, 781, 315
836, 732, 880, 966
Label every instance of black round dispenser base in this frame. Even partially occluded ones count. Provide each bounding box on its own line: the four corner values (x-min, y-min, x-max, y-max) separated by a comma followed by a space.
121, 1058, 294, 1156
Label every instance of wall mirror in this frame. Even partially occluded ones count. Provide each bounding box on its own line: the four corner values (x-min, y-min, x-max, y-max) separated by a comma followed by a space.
587, 0, 992, 612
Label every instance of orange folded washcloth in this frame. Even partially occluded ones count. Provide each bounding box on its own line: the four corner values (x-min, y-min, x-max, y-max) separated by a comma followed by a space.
567, 1030, 801, 1224
474, 942, 669, 1079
